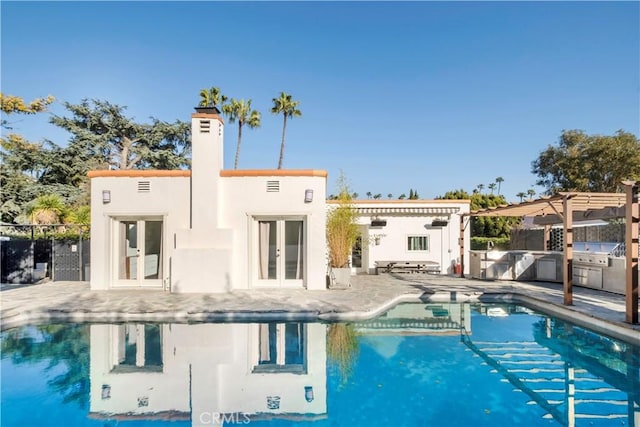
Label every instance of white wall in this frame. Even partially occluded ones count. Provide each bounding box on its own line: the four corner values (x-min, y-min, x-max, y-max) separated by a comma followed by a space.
220, 173, 327, 290
348, 200, 471, 275
89, 174, 190, 290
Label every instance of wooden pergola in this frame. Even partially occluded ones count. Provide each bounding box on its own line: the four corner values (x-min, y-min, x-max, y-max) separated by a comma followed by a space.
460, 182, 639, 324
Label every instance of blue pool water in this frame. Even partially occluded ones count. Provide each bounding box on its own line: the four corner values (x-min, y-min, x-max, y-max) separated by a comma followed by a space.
1, 303, 638, 427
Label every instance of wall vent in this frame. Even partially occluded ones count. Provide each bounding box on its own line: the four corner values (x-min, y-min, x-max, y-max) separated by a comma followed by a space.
266, 181, 280, 192
138, 181, 151, 192
199, 120, 211, 133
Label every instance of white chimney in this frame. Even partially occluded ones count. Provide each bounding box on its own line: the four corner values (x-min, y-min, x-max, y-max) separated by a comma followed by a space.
190, 106, 224, 230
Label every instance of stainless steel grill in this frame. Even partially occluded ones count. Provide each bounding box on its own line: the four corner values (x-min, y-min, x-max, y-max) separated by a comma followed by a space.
572, 242, 624, 290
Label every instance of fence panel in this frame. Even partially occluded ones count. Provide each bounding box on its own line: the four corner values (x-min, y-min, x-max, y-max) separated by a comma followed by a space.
53, 239, 86, 281
1, 237, 90, 284
1, 240, 35, 283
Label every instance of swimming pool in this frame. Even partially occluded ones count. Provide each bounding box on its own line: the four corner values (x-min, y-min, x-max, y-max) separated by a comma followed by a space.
1, 302, 638, 426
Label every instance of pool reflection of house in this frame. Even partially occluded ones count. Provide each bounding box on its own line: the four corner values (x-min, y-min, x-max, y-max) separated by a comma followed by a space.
89, 323, 327, 425
354, 302, 471, 335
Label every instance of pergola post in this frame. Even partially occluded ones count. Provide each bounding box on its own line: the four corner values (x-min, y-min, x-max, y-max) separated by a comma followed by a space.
563, 196, 573, 305
543, 224, 551, 250
623, 181, 639, 324
459, 215, 465, 278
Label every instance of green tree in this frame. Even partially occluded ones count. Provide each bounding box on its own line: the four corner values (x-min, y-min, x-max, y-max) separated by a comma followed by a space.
387, 193, 393, 199
199, 86, 227, 108
477, 184, 484, 193
532, 130, 640, 194
495, 176, 504, 195
366, 191, 372, 199
438, 189, 520, 238
66, 205, 90, 225
271, 92, 301, 169
50, 99, 191, 170
0, 93, 54, 129
488, 183, 496, 194
222, 99, 261, 169
398, 193, 406, 200
26, 194, 67, 224
0, 94, 82, 223
527, 188, 536, 200
516, 191, 526, 202
373, 193, 382, 199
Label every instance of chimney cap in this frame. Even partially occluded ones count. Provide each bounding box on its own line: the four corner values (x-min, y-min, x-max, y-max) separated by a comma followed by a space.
194, 105, 221, 114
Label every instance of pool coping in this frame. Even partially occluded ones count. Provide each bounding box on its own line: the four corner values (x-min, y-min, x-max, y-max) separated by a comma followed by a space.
2, 286, 638, 346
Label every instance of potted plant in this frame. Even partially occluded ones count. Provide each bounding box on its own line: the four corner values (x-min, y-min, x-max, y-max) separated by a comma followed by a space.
326, 174, 360, 288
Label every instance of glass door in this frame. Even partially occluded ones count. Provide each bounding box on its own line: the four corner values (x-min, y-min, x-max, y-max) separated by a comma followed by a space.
114, 218, 163, 288
256, 218, 305, 288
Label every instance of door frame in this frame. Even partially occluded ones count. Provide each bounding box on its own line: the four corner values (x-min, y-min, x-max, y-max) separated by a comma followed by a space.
110, 215, 165, 289
251, 215, 307, 289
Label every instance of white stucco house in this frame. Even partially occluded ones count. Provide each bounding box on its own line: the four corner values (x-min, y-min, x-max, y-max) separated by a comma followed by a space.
89, 107, 328, 292
345, 200, 470, 275
88, 106, 470, 293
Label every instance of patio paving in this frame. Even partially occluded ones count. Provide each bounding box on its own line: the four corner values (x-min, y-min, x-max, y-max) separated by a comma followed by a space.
1, 274, 638, 344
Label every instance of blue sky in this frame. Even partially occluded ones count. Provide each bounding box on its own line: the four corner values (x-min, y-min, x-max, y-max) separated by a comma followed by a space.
2, 1, 638, 201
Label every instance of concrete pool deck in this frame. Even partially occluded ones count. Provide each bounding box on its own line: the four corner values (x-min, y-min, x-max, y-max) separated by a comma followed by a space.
1, 274, 638, 344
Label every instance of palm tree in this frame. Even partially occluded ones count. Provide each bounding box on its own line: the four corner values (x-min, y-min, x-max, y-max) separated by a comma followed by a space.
477, 184, 485, 194
366, 192, 372, 199
222, 99, 261, 169
488, 183, 497, 194
527, 188, 536, 200
516, 192, 526, 202
26, 194, 67, 224
199, 87, 227, 109
271, 92, 301, 169
387, 193, 393, 199
495, 176, 504, 195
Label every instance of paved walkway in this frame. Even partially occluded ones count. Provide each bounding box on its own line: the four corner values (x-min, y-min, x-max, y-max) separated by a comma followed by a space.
1, 274, 638, 344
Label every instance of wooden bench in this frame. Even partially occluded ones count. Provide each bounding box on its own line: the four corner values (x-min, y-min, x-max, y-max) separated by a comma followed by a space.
375, 261, 441, 275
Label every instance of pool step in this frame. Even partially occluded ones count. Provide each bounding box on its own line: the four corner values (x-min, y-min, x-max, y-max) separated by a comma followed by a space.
463, 337, 634, 425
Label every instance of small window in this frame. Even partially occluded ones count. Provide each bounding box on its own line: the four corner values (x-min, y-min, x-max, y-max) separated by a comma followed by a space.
407, 235, 429, 251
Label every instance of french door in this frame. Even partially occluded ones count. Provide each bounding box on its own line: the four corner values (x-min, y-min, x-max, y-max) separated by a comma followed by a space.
113, 218, 163, 288
255, 218, 305, 288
